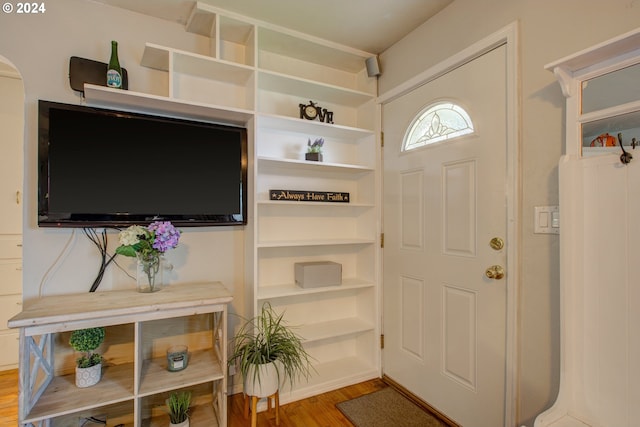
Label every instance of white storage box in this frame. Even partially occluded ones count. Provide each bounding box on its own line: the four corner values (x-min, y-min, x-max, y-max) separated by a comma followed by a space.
294, 261, 342, 288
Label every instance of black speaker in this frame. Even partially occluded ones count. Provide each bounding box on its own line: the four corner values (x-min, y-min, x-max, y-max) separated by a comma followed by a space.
366, 56, 381, 77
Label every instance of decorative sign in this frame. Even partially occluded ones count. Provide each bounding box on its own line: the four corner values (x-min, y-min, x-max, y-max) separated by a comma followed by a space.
270, 189, 350, 203
299, 100, 334, 124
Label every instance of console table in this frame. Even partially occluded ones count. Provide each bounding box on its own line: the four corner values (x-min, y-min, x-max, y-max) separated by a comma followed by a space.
8, 282, 232, 427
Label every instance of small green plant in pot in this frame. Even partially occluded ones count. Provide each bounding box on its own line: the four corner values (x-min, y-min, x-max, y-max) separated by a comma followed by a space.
69, 327, 105, 388
166, 391, 191, 427
229, 303, 313, 398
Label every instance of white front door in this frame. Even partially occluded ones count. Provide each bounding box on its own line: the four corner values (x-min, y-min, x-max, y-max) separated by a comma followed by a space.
382, 44, 509, 427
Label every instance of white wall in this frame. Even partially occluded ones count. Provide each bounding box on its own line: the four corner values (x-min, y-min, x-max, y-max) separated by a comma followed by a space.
379, 1, 640, 425
0, 0, 245, 318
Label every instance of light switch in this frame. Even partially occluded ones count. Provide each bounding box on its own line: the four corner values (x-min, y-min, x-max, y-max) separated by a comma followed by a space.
534, 206, 560, 234
538, 211, 549, 228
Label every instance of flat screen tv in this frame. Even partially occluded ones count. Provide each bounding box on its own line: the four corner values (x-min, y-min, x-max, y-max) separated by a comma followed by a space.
38, 100, 248, 228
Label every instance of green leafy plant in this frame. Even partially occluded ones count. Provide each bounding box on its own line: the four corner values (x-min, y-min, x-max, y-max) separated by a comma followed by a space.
229, 303, 313, 388
166, 391, 191, 424
307, 137, 324, 153
69, 327, 105, 368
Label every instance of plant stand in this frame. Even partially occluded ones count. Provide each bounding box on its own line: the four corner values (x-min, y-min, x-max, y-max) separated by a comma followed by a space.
244, 390, 279, 427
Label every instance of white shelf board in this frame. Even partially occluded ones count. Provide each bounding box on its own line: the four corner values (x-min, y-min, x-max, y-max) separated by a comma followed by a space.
257, 278, 375, 300
545, 27, 640, 75
83, 84, 253, 127
173, 51, 254, 85
283, 357, 378, 400
258, 70, 374, 107
140, 43, 171, 71
185, 3, 217, 38
257, 113, 374, 137
141, 43, 254, 84
257, 27, 371, 73
298, 317, 375, 343
256, 238, 375, 249
257, 156, 374, 174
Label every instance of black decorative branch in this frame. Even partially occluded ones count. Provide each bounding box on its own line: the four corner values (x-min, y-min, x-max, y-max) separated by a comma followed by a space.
83, 228, 118, 292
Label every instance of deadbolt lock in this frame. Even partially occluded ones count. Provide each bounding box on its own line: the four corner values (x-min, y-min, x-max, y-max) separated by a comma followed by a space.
485, 265, 505, 280
490, 237, 504, 251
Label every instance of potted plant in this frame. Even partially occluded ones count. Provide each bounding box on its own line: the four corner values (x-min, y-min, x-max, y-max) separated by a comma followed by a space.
229, 303, 313, 398
166, 391, 192, 427
69, 327, 105, 388
305, 137, 324, 162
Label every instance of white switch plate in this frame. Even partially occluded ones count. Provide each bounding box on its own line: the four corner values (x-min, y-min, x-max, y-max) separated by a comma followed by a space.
534, 206, 559, 234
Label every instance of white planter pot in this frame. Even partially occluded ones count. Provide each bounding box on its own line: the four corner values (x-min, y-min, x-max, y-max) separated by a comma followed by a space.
75, 363, 102, 388
243, 361, 280, 397
169, 419, 189, 427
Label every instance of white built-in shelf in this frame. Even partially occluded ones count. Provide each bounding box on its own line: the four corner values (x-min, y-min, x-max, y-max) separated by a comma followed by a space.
257, 238, 375, 248
83, 84, 252, 126
257, 113, 375, 136
257, 27, 371, 73
299, 317, 374, 343
289, 357, 378, 397
257, 156, 374, 174
141, 43, 254, 83
257, 278, 375, 300
258, 70, 374, 107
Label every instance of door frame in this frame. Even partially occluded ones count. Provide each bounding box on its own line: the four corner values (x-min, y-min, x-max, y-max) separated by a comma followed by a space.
377, 22, 520, 427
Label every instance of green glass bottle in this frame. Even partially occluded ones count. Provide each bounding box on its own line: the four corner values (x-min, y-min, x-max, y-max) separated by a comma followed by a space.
106, 40, 122, 89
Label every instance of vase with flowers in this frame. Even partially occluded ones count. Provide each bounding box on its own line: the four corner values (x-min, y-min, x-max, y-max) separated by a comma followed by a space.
116, 221, 181, 293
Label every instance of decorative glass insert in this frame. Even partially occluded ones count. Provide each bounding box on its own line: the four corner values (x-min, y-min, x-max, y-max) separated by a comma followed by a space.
402, 102, 475, 151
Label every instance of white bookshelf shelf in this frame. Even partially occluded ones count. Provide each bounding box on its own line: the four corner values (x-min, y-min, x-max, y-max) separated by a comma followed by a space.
83, 84, 252, 126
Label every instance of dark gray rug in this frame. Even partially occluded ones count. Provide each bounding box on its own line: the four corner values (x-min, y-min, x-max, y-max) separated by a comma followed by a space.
336, 387, 446, 427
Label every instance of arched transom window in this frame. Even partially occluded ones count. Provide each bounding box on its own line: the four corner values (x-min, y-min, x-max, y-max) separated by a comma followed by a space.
402, 102, 475, 151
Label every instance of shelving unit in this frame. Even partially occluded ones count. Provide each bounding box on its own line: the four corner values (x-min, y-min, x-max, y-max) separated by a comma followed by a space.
8, 282, 232, 427
80, 1, 380, 407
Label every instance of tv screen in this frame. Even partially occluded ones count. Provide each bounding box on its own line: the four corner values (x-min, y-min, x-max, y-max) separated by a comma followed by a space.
38, 100, 248, 227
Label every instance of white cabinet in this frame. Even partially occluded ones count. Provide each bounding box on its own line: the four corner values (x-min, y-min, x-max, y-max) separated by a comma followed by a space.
83, 2, 380, 405
536, 29, 640, 427
0, 69, 23, 371
8, 282, 232, 427
0, 237, 21, 371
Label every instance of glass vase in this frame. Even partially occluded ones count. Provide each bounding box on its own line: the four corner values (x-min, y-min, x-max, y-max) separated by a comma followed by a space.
136, 253, 162, 293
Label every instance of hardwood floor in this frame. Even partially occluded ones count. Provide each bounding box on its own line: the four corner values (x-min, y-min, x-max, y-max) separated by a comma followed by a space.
0, 369, 388, 426
0, 369, 19, 426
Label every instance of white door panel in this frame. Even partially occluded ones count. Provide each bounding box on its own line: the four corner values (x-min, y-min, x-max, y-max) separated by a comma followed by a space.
383, 44, 508, 427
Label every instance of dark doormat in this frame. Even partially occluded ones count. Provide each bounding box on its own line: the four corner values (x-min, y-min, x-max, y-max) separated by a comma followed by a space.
336, 387, 447, 427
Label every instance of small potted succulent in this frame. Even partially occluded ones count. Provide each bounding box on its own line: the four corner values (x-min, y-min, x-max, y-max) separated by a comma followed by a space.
305, 137, 324, 162
166, 391, 192, 427
69, 327, 105, 388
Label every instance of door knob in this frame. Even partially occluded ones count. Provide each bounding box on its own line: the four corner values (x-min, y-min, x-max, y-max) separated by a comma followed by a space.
489, 237, 504, 250
485, 265, 505, 280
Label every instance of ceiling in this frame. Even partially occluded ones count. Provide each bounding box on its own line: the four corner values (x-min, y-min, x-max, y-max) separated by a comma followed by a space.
91, 0, 453, 54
